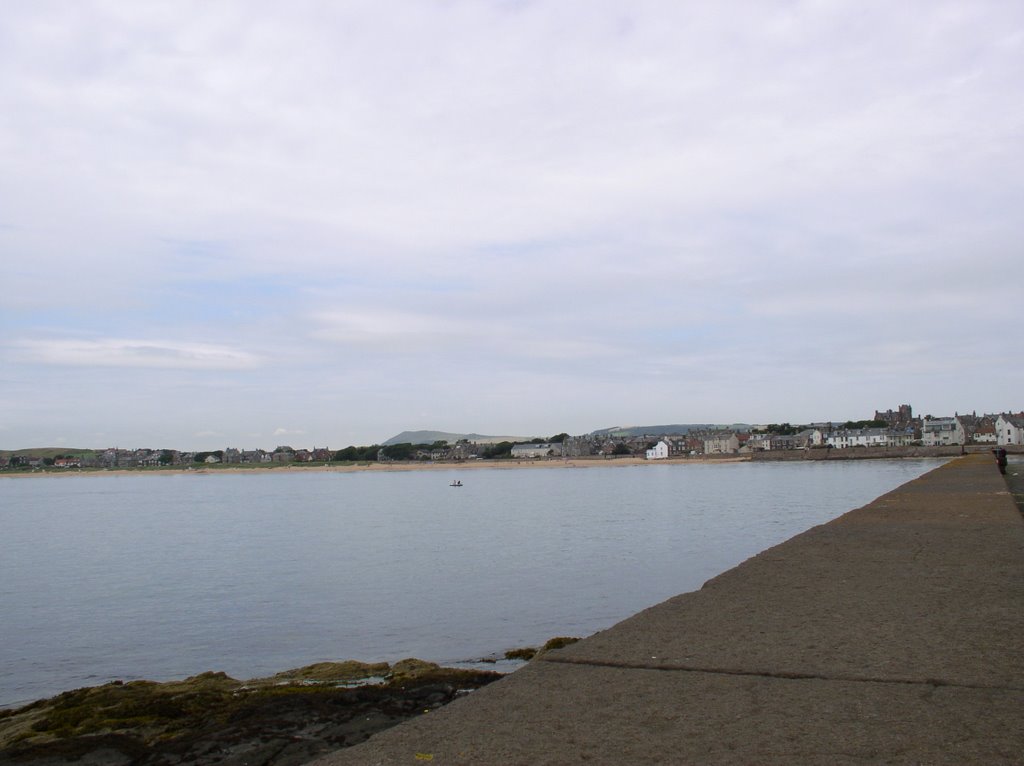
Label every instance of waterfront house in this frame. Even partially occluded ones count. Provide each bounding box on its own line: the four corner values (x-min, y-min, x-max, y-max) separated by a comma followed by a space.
745, 429, 820, 452
703, 432, 740, 455
511, 443, 563, 459
972, 419, 998, 444
643, 440, 692, 458
746, 434, 771, 451
996, 414, 1024, 446
799, 428, 825, 447
922, 417, 965, 446
768, 434, 804, 450
646, 441, 670, 460
645, 438, 688, 459
449, 442, 481, 460
139, 451, 163, 467
825, 428, 907, 449
888, 429, 915, 447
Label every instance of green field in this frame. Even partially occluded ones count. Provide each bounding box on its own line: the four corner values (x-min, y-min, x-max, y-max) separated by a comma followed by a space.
0, 448, 97, 459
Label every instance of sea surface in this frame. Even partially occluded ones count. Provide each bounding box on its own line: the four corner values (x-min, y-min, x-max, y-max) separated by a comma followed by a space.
0, 459, 942, 708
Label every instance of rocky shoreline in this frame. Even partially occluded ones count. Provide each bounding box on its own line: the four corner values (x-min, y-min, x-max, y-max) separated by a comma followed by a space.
0, 660, 502, 766
0, 640, 580, 766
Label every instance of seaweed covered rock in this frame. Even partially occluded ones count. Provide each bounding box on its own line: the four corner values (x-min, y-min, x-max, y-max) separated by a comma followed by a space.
0, 661, 502, 765
542, 636, 581, 653
257, 661, 391, 685
502, 636, 581, 663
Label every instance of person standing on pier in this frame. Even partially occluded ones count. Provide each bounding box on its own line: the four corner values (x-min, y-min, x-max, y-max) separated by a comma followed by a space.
993, 447, 1008, 475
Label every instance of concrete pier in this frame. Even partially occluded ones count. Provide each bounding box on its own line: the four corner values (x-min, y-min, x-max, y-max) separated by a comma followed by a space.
311, 455, 1024, 764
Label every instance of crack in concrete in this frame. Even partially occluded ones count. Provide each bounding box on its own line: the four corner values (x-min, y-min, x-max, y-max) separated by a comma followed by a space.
540, 656, 1024, 693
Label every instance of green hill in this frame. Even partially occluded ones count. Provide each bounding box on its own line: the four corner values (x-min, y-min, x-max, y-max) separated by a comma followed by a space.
382, 431, 532, 446
0, 447, 97, 459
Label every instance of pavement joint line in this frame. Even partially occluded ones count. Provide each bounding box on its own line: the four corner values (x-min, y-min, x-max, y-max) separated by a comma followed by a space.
540, 656, 1024, 692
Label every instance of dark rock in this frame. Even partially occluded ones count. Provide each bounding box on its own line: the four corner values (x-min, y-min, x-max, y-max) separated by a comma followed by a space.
0, 664, 502, 765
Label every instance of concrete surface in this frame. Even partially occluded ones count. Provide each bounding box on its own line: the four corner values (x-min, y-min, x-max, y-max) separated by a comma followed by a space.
310, 455, 1024, 764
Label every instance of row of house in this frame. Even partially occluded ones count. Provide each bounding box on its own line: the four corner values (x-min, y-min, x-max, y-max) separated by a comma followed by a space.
0, 445, 338, 470
509, 443, 563, 459
5, 406, 1022, 470
643, 430, 752, 459
921, 414, 1024, 447
644, 413, 1024, 460
221, 447, 335, 464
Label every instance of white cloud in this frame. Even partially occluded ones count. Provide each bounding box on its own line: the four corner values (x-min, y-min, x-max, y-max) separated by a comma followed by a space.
1, 1, 1022, 448
310, 310, 467, 347
309, 307, 624, 368
3, 0, 1015, 268
14, 339, 263, 370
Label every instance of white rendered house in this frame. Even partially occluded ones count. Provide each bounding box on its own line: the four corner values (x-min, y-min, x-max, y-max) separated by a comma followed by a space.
996, 414, 1024, 446
922, 417, 965, 446
645, 441, 670, 460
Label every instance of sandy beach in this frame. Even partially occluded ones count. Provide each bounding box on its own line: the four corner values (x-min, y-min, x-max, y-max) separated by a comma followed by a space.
0, 455, 750, 478
4, 443, 999, 478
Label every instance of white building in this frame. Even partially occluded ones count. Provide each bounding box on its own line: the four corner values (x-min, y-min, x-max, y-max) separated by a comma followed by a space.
826, 428, 888, 449
922, 417, 965, 446
510, 443, 563, 458
800, 429, 825, 447
645, 441, 670, 460
825, 428, 911, 449
972, 420, 998, 444
996, 414, 1024, 446
888, 429, 915, 447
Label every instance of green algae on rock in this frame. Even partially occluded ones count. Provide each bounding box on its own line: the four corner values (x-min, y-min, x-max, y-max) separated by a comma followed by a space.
504, 636, 581, 662
0, 661, 502, 765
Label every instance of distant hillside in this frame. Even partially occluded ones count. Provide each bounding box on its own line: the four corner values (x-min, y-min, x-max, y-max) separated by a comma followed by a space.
383, 424, 760, 445
381, 431, 532, 446
0, 447, 97, 459
590, 424, 752, 437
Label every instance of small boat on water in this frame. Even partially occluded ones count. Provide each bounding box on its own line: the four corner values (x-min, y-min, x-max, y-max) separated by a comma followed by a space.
449, 480, 463, 487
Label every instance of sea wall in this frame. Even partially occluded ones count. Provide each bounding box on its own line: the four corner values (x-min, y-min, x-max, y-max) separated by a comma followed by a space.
312, 455, 1024, 765
749, 444, 1012, 461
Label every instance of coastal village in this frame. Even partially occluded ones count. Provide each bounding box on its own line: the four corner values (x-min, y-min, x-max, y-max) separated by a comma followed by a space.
3, 404, 1023, 471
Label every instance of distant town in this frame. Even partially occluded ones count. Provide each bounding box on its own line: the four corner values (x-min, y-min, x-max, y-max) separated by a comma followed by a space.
2, 405, 1023, 471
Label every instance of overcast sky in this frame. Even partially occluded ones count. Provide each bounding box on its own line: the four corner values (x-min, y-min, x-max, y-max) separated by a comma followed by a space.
1, 1, 1021, 450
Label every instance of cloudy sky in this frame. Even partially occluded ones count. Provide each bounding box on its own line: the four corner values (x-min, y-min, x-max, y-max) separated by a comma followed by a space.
1, 1, 1021, 450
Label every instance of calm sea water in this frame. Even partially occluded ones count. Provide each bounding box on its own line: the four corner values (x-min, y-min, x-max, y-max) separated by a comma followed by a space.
0, 459, 942, 708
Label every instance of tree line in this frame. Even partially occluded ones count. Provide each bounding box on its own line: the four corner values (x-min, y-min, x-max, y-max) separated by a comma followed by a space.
334, 433, 569, 462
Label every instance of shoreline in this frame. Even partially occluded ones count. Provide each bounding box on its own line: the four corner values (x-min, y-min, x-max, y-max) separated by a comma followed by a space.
0, 455, 749, 478
0, 660, 509, 764
2, 443, 998, 478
